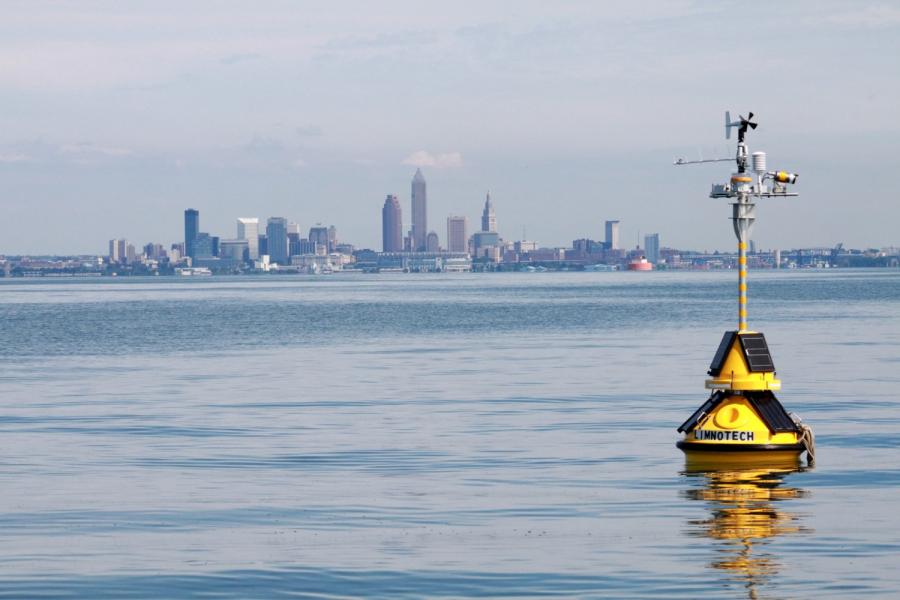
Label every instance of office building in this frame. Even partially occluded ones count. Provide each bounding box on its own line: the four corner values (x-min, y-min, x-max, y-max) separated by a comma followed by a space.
472, 231, 500, 259
237, 218, 260, 259
299, 239, 317, 255
309, 226, 329, 252
382, 194, 403, 252
219, 239, 249, 262
143, 243, 165, 260
184, 209, 199, 259
605, 220, 620, 251
426, 231, 440, 252
288, 232, 301, 257
258, 235, 267, 257
411, 168, 427, 251
645, 233, 660, 264
447, 216, 468, 253
108, 239, 126, 264
514, 240, 537, 253
193, 233, 214, 259
481, 192, 496, 232
266, 217, 289, 264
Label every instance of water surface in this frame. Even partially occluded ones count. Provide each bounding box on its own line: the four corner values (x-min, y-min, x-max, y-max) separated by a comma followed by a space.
1, 270, 899, 598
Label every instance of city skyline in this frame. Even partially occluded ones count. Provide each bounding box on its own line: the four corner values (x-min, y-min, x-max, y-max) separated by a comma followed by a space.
1, 3, 898, 254
6, 194, 898, 277
3, 159, 895, 263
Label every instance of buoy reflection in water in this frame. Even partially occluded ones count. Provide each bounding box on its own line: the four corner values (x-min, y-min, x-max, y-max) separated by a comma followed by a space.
682, 456, 812, 598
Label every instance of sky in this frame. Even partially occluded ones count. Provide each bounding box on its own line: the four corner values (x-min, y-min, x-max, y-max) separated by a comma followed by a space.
1, 0, 899, 254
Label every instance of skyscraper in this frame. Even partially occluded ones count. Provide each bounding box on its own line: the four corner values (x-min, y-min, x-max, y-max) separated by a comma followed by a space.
108, 239, 126, 264
194, 233, 214, 258
605, 220, 620, 251
411, 168, 427, 251
481, 192, 496, 232
266, 217, 289, 263
644, 233, 660, 264
426, 231, 440, 252
447, 216, 468, 253
309, 225, 329, 252
237, 218, 259, 259
382, 195, 403, 252
184, 209, 199, 259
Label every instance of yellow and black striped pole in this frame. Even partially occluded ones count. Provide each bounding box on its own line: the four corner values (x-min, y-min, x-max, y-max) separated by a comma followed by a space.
738, 240, 748, 331
731, 181, 755, 333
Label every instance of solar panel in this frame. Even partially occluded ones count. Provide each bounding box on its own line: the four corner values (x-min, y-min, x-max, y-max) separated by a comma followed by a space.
739, 333, 775, 372
677, 391, 725, 433
708, 331, 738, 376
747, 392, 797, 433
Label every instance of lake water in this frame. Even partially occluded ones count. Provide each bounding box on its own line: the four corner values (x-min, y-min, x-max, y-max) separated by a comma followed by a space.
1, 270, 899, 598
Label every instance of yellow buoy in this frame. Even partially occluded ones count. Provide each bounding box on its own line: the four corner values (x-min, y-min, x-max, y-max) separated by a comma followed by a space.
675, 111, 814, 464
677, 331, 810, 459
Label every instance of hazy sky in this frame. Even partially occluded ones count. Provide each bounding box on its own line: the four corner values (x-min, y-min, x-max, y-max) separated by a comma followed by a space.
2, 1, 898, 254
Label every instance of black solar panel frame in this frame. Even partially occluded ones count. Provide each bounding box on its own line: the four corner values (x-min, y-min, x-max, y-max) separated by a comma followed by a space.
747, 391, 798, 433
739, 333, 776, 372
677, 391, 725, 433
708, 331, 738, 376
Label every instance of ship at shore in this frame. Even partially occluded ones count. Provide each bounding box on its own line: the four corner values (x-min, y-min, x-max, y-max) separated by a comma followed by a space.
627, 256, 653, 271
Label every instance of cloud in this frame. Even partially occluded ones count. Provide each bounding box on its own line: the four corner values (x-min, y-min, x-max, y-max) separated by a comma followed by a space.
60, 143, 132, 156
295, 125, 323, 137
402, 150, 463, 168
220, 53, 261, 65
293, 158, 308, 168
825, 4, 900, 28
0, 152, 30, 163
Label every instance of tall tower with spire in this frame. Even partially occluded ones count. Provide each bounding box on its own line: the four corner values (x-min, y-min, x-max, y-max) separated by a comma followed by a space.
411, 168, 427, 251
481, 192, 496, 233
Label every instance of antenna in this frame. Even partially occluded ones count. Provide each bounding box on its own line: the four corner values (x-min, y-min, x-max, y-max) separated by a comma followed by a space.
674, 156, 731, 165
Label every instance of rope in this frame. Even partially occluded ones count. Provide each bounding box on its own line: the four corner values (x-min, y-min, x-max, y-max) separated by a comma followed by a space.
790, 412, 816, 465
799, 424, 816, 465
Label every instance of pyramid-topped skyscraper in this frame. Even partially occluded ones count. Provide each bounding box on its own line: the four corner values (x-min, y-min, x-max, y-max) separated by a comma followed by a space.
411, 168, 427, 251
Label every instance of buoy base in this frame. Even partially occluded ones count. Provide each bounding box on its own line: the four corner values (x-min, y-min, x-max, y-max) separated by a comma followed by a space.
677, 440, 804, 453
676, 329, 815, 465
675, 390, 812, 464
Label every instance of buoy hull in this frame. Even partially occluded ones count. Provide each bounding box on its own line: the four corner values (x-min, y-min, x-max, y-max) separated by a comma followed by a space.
677, 440, 804, 453
676, 330, 813, 464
